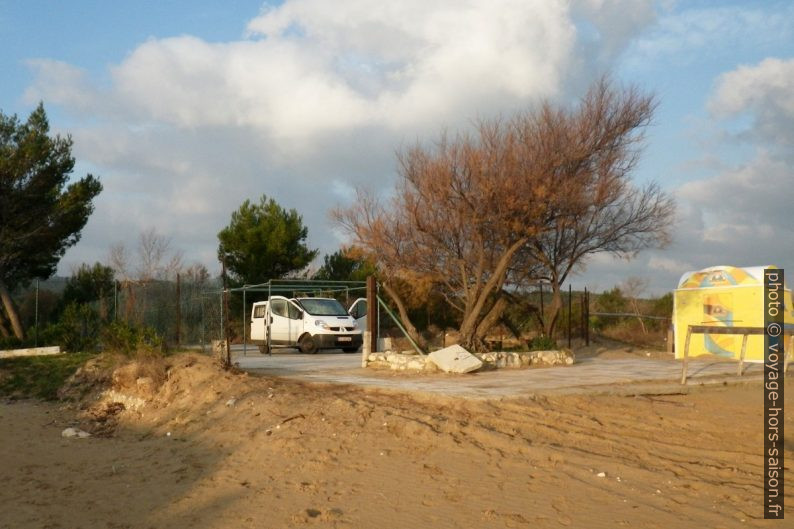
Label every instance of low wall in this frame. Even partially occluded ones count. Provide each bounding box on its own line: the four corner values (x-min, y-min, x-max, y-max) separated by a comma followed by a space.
0, 346, 61, 359
366, 349, 574, 372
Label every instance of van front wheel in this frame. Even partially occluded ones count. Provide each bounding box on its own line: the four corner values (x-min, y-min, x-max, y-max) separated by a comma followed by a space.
299, 335, 317, 354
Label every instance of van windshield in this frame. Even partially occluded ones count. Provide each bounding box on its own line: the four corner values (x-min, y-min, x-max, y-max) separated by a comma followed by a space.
296, 298, 348, 316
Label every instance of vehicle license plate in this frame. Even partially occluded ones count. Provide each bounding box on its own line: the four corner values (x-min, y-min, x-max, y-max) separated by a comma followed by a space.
338, 337, 352, 342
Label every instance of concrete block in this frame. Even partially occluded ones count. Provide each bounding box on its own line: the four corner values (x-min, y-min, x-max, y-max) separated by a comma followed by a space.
377, 337, 393, 351
0, 346, 60, 359
428, 345, 483, 374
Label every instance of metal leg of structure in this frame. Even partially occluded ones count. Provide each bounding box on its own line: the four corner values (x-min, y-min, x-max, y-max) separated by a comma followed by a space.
737, 334, 748, 376
680, 326, 692, 385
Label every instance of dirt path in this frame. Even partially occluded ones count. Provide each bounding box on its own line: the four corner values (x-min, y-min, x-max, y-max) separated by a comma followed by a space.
1, 354, 792, 528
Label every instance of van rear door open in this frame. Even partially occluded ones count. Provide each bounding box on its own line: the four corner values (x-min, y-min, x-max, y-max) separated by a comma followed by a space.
251, 303, 267, 342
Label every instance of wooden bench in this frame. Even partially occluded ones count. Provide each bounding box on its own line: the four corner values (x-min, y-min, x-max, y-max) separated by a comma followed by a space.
680, 325, 792, 384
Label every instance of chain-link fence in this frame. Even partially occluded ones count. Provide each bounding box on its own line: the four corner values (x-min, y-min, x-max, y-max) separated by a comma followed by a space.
113, 277, 224, 348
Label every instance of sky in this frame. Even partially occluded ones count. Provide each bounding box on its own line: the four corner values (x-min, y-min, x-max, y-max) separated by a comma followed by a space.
2, 0, 793, 295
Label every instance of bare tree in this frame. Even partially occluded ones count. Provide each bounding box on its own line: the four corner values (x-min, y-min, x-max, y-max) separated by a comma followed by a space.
517, 78, 674, 336
335, 121, 554, 352
108, 228, 184, 323
109, 229, 183, 283
108, 242, 131, 282
335, 77, 673, 351
182, 263, 210, 285
622, 276, 650, 334
137, 228, 183, 282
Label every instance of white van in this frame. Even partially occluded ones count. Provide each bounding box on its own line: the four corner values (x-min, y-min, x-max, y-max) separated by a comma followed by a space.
250, 296, 363, 354
348, 297, 367, 329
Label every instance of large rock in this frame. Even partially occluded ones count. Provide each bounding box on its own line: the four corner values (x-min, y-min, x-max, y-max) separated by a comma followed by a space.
428, 345, 483, 374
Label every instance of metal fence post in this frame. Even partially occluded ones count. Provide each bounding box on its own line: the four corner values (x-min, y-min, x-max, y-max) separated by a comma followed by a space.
201, 293, 206, 354
267, 282, 272, 356
222, 259, 231, 368
366, 276, 377, 354
34, 278, 39, 347
175, 273, 181, 346
568, 283, 573, 349
539, 282, 544, 335
584, 287, 590, 346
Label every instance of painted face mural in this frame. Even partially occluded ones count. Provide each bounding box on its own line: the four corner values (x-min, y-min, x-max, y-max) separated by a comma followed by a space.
680, 268, 754, 289
674, 265, 792, 362
702, 292, 734, 357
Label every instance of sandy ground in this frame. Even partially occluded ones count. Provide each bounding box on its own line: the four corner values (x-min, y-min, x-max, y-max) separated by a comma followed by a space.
1, 353, 792, 529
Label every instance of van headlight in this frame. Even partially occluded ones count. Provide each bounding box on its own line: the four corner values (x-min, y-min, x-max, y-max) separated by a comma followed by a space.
315, 320, 330, 329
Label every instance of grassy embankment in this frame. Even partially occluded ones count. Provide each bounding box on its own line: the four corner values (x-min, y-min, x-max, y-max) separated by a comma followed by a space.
0, 352, 95, 400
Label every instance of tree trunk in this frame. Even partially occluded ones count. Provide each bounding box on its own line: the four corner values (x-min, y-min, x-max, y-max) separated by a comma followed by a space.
0, 278, 25, 340
544, 282, 563, 338
499, 315, 528, 348
458, 238, 527, 345
630, 299, 647, 334
472, 296, 509, 351
381, 281, 428, 352
0, 312, 11, 338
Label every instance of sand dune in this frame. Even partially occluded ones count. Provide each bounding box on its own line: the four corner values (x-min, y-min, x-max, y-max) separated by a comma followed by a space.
1, 353, 791, 528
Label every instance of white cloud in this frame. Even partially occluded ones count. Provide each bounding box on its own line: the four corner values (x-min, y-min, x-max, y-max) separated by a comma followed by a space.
709, 57, 794, 147
572, 53, 794, 295
678, 152, 793, 227
625, 5, 794, 68
25, 0, 593, 139
21, 0, 659, 276
24, 59, 99, 112
644, 57, 794, 287
647, 256, 692, 274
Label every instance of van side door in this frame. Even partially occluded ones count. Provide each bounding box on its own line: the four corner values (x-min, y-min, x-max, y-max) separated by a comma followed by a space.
349, 298, 367, 329
269, 298, 291, 344
251, 302, 267, 341
286, 300, 304, 343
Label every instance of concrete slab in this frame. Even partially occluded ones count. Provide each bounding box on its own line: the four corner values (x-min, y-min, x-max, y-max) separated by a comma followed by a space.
235, 349, 769, 399
428, 345, 482, 373
0, 346, 61, 359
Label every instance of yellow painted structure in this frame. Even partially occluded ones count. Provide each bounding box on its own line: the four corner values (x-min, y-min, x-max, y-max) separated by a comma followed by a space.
673, 265, 793, 361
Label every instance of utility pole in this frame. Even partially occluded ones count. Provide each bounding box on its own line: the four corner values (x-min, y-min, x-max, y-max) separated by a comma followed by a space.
366, 276, 377, 354
221, 258, 231, 368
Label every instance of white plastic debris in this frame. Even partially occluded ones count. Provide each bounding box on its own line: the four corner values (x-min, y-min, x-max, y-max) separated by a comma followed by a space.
61, 427, 91, 438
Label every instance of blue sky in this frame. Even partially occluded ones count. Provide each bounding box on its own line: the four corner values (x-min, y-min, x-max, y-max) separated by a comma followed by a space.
2, 0, 793, 294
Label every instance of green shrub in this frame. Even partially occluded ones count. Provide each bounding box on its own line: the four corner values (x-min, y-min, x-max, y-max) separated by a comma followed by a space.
0, 335, 23, 350
529, 335, 557, 351
101, 320, 163, 356
42, 302, 100, 353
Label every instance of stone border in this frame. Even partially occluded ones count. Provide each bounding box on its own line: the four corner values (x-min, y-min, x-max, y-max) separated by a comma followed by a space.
366, 349, 574, 372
